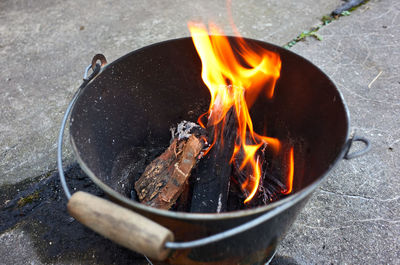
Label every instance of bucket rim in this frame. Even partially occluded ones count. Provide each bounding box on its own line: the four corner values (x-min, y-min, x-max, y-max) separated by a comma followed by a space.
69, 36, 351, 221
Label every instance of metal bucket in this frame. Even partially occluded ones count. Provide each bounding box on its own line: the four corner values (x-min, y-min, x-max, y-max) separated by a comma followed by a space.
58, 37, 370, 265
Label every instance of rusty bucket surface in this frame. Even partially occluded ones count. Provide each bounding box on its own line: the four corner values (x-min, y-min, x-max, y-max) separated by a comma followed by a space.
58, 37, 367, 265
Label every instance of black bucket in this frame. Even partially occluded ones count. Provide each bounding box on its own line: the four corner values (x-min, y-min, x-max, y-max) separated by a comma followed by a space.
58, 37, 369, 265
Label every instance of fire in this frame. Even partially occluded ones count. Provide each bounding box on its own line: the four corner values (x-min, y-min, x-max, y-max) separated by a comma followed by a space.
189, 22, 294, 203
282, 147, 294, 195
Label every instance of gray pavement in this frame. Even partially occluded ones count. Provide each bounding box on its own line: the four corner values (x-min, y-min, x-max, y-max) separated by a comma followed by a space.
1, 0, 399, 264
279, 0, 400, 263
0, 228, 45, 265
0, 0, 341, 186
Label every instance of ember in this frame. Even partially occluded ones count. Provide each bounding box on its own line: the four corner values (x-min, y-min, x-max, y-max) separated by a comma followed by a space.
133, 22, 295, 213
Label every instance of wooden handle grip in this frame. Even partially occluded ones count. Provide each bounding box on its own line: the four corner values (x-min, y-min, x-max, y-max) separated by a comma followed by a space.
67, 191, 174, 261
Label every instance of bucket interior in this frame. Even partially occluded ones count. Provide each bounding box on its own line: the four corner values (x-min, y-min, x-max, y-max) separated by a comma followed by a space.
69, 37, 349, 211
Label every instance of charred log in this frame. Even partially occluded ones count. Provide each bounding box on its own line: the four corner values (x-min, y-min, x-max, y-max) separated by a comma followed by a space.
190, 108, 237, 213
228, 140, 290, 209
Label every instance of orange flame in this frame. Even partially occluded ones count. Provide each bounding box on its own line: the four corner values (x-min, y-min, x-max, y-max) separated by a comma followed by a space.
282, 147, 294, 195
189, 22, 291, 203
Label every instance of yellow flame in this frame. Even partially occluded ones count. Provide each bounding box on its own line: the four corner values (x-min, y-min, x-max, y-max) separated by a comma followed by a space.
189, 22, 285, 203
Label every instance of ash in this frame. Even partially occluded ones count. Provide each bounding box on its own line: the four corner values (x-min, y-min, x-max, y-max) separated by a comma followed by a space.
170, 120, 201, 141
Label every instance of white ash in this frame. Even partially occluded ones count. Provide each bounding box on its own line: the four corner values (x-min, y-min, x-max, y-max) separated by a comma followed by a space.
170, 120, 201, 141
217, 193, 223, 213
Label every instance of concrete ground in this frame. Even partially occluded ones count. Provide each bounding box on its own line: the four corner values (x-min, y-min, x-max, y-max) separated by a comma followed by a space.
1, 0, 399, 264
0, 0, 341, 186
281, 0, 400, 263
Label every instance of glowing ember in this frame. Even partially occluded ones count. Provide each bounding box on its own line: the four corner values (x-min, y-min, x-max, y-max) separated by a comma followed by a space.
189, 22, 294, 203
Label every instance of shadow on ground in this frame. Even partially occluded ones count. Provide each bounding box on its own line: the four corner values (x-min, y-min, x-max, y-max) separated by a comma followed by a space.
0, 164, 146, 264
0, 164, 300, 265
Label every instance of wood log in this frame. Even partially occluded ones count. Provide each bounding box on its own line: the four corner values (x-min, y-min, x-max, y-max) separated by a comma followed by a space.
134, 134, 204, 210
230, 141, 290, 208
190, 108, 237, 213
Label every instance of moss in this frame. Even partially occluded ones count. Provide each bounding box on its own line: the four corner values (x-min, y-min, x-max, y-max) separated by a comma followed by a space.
321, 15, 334, 25
17, 191, 40, 207
284, 0, 370, 49
283, 27, 323, 49
0, 170, 54, 206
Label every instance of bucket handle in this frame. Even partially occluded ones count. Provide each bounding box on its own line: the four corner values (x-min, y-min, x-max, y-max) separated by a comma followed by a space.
58, 55, 371, 261
344, 134, 371, 160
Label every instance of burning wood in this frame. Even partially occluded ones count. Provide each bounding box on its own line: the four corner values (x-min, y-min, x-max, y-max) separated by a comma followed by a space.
133, 22, 296, 213
190, 108, 237, 213
134, 122, 205, 210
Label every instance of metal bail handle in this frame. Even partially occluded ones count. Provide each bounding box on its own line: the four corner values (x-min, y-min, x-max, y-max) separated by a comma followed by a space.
58, 54, 107, 200
344, 134, 371, 160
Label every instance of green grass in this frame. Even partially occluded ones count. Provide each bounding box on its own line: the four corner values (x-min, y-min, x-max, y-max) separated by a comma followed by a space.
283, 3, 367, 49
